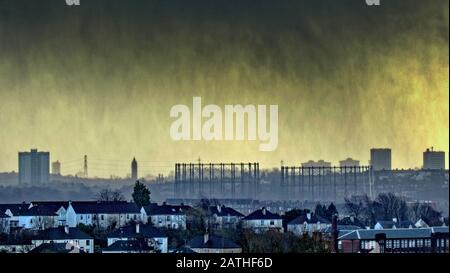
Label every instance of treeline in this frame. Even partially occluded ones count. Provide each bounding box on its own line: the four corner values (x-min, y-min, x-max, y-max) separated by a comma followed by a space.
0, 181, 156, 203
343, 193, 446, 227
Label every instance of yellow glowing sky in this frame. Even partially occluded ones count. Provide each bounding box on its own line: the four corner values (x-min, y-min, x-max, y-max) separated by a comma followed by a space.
0, 0, 448, 177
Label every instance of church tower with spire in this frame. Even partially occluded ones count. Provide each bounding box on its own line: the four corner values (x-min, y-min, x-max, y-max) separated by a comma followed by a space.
131, 157, 138, 181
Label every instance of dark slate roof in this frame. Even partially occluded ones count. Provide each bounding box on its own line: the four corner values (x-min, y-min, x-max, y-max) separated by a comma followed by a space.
34, 227, 92, 240
398, 220, 415, 228
209, 205, 244, 217
338, 217, 366, 228
187, 235, 240, 249
108, 224, 166, 239
30, 201, 70, 210
288, 214, 330, 225
70, 201, 141, 214
375, 220, 414, 229
242, 208, 281, 220
0, 235, 32, 246
0, 203, 30, 215
431, 226, 449, 233
18, 205, 60, 216
171, 204, 192, 211
143, 203, 186, 216
338, 227, 449, 240
375, 221, 395, 229
172, 246, 196, 253
322, 225, 362, 233
29, 243, 83, 253
0, 213, 9, 218
103, 240, 154, 252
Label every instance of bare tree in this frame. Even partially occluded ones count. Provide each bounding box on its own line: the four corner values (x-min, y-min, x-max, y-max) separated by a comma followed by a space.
375, 193, 408, 222
0, 218, 8, 233
344, 196, 366, 219
97, 189, 125, 202
32, 216, 56, 230
408, 202, 442, 226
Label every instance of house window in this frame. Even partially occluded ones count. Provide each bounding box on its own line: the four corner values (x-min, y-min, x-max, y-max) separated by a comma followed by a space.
80, 215, 83, 220
166, 216, 170, 221
387, 241, 392, 248
394, 240, 400, 248
101, 215, 104, 220
270, 220, 275, 226
86, 240, 90, 246
133, 215, 137, 220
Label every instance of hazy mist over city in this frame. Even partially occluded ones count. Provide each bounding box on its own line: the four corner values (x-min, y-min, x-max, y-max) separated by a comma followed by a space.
0, 0, 448, 179
0, 0, 448, 258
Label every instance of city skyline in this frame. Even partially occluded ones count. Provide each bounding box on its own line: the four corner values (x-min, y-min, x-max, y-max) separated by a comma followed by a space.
1, 146, 446, 179
0, 0, 448, 177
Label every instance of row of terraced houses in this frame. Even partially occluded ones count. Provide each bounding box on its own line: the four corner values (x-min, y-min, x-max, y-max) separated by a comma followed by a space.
0, 201, 448, 253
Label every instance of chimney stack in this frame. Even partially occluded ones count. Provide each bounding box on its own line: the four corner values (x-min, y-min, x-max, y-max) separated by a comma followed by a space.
203, 232, 209, 244
136, 223, 140, 234
262, 207, 266, 215
64, 225, 70, 235
217, 205, 221, 214
306, 213, 311, 221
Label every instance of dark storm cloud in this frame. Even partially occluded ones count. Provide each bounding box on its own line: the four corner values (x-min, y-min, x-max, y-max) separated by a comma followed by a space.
0, 0, 448, 176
